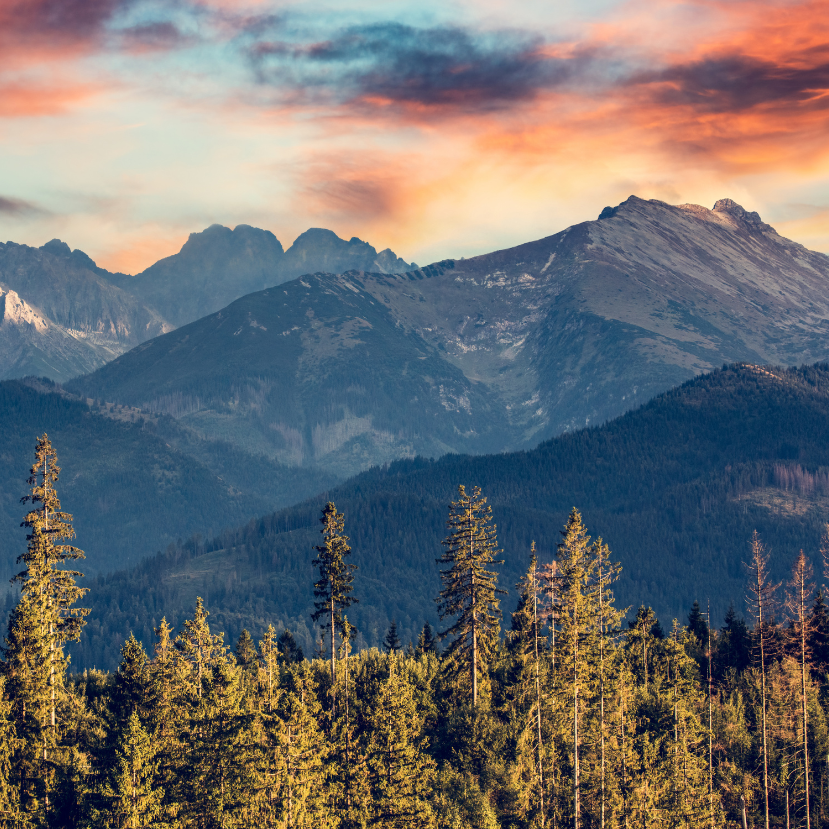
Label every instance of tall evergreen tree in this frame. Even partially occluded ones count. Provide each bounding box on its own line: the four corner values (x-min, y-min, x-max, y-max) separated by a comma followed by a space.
5, 434, 89, 821
416, 623, 437, 657
436, 485, 504, 707
312, 502, 357, 686
0, 677, 21, 824
383, 621, 401, 654
361, 660, 436, 828
786, 550, 816, 829
745, 531, 779, 829
89, 711, 164, 829
277, 631, 304, 665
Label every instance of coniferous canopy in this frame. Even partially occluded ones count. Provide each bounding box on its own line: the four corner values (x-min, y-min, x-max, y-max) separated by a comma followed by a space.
436, 484, 504, 706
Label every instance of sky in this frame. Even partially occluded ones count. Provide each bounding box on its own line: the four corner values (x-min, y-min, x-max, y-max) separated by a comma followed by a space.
1, 0, 828, 273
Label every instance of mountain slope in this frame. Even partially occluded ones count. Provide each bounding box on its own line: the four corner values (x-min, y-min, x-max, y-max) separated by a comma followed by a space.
0, 379, 337, 580
0, 241, 169, 381
69, 197, 829, 480
69, 264, 505, 474
69, 363, 829, 670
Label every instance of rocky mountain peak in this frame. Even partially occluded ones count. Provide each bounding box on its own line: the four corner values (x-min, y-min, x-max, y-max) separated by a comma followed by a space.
712, 198, 764, 224
41, 238, 72, 257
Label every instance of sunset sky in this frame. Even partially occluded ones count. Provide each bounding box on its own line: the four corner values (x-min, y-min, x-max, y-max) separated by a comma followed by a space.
1, 0, 828, 273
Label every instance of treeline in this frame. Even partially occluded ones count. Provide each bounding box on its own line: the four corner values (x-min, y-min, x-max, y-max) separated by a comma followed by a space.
71, 363, 829, 671
4, 436, 829, 827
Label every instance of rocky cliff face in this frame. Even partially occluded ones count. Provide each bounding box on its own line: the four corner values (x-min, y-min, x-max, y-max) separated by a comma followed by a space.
68, 197, 829, 478
0, 242, 169, 381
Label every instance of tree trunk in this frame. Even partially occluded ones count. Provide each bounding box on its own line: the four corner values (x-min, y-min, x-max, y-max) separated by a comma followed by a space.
573, 630, 580, 829
799, 573, 811, 829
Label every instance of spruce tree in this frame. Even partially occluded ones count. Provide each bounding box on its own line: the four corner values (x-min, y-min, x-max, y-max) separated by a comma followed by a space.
786, 551, 816, 829
383, 621, 401, 654
361, 660, 436, 828
258, 625, 280, 714
436, 485, 504, 707
5, 434, 89, 820
91, 711, 164, 828
277, 631, 304, 665
0, 677, 21, 824
264, 664, 332, 827
554, 508, 600, 829
416, 623, 437, 656
180, 656, 254, 829
312, 502, 357, 685
745, 531, 779, 829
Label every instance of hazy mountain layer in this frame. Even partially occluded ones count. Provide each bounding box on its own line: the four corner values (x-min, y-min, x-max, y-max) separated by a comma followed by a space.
107, 224, 417, 328
69, 197, 829, 479
69, 363, 829, 669
0, 378, 338, 580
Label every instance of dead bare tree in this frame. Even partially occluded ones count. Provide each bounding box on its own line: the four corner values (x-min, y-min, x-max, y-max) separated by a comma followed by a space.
745, 531, 780, 829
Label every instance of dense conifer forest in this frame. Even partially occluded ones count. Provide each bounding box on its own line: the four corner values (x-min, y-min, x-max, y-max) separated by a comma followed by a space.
4, 431, 829, 827
66, 362, 829, 670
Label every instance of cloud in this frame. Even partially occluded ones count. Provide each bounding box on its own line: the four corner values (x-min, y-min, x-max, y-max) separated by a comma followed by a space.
247, 22, 584, 112
633, 53, 829, 113
0, 81, 100, 116
119, 20, 190, 52
0, 0, 129, 50
0, 194, 49, 216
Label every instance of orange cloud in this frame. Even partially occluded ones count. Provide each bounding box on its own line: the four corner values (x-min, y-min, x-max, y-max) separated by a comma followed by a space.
0, 81, 99, 117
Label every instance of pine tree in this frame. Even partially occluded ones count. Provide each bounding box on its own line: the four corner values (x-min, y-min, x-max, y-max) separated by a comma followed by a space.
277, 631, 304, 665
745, 531, 779, 829
5, 434, 89, 820
361, 660, 436, 828
91, 711, 164, 828
416, 623, 437, 656
786, 550, 816, 829
312, 502, 357, 686
383, 621, 401, 654
436, 485, 504, 707
0, 677, 21, 825
554, 508, 599, 829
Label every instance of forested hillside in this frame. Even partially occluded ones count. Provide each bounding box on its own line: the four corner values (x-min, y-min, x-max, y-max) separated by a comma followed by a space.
69, 362, 829, 670
0, 379, 336, 579
2, 436, 828, 829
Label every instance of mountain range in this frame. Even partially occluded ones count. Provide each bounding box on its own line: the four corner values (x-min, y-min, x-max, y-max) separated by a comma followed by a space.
0, 227, 416, 382
67, 197, 829, 482
65, 362, 829, 670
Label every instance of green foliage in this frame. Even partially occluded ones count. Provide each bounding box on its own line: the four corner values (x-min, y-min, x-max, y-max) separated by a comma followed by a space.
437, 485, 504, 707
312, 502, 358, 680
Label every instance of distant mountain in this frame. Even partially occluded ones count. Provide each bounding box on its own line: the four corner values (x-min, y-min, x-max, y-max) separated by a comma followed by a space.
107, 224, 417, 328
1, 226, 416, 380
0, 378, 338, 581
69, 197, 829, 480
69, 363, 829, 670
0, 240, 169, 381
